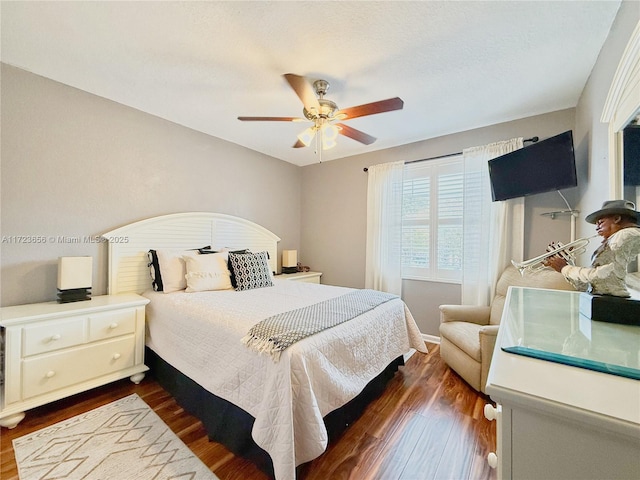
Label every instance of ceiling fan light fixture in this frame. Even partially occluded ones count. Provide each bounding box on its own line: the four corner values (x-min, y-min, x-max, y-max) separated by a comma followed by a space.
322, 137, 337, 150
321, 123, 340, 150
297, 126, 317, 147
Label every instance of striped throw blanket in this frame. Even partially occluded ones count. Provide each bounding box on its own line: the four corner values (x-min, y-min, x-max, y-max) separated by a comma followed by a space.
241, 289, 398, 361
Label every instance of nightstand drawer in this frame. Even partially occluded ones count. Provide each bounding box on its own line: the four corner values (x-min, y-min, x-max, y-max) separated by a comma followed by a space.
88, 309, 136, 342
22, 318, 87, 357
22, 336, 135, 399
279, 272, 322, 283
294, 275, 320, 284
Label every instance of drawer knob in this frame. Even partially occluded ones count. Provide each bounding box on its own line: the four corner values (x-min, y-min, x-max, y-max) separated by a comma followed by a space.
112, 353, 121, 360
484, 403, 498, 421
109, 323, 119, 329
45, 371, 56, 378
50, 334, 61, 341
487, 452, 498, 469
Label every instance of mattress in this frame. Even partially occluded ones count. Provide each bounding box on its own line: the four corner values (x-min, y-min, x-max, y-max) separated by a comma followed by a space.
143, 279, 427, 480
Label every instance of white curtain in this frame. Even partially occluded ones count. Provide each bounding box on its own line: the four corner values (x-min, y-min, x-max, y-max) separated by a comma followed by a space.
365, 161, 404, 295
462, 138, 525, 306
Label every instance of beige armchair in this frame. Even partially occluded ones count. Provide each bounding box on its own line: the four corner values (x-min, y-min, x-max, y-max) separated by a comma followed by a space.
439, 265, 575, 394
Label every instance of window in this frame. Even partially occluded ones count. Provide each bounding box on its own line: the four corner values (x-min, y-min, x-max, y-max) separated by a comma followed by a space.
402, 156, 463, 282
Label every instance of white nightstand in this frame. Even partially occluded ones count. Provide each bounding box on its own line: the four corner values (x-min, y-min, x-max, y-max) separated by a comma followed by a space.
0, 294, 149, 428
278, 271, 323, 284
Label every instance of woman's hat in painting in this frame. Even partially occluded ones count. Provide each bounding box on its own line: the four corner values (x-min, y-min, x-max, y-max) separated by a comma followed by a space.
585, 200, 640, 224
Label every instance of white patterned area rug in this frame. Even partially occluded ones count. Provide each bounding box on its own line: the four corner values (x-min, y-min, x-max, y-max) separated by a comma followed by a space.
13, 394, 219, 480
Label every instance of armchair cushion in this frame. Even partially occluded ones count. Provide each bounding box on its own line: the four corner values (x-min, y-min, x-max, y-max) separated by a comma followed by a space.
439, 322, 483, 362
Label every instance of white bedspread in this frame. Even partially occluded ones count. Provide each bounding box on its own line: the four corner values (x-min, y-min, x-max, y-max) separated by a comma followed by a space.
144, 279, 427, 480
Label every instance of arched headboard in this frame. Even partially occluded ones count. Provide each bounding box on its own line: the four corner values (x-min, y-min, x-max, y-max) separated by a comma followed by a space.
101, 212, 281, 295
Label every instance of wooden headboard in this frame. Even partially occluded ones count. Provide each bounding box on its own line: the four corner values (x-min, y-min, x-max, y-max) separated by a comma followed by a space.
101, 212, 280, 295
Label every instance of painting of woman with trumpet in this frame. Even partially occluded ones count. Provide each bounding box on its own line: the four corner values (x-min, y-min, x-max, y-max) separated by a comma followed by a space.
543, 200, 640, 297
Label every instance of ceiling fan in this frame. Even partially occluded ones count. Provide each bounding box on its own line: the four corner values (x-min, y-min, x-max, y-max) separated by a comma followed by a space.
238, 73, 404, 152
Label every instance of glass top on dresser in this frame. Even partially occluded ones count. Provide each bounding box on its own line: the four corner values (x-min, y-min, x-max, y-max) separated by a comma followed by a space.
500, 287, 640, 380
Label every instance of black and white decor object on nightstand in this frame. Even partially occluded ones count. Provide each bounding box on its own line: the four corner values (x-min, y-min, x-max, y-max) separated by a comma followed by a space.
282, 250, 298, 274
57, 256, 93, 303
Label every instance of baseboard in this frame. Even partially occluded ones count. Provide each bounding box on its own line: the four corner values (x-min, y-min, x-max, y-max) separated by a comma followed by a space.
404, 334, 440, 362
422, 333, 440, 344
403, 349, 416, 363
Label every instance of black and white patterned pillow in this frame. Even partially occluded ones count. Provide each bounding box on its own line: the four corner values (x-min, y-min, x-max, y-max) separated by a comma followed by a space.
228, 251, 274, 291
220, 249, 250, 287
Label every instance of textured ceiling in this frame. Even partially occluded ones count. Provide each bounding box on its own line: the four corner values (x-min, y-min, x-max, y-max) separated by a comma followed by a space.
0, 1, 621, 166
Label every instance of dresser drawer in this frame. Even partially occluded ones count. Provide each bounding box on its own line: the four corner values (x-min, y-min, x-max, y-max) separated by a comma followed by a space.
88, 308, 136, 342
22, 336, 135, 399
22, 318, 87, 357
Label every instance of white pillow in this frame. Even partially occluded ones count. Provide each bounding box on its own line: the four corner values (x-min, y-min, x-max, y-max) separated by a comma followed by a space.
184, 251, 232, 292
155, 249, 199, 293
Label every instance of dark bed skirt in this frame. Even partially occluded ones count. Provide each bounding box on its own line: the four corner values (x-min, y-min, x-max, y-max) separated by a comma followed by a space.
144, 347, 404, 478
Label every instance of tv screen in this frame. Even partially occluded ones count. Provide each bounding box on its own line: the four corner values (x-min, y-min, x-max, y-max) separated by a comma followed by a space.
488, 130, 577, 201
623, 125, 640, 186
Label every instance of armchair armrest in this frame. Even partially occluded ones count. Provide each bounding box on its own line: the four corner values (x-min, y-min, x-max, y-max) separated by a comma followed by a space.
479, 324, 499, 348
480, 324, 500, 393
439, 304, 491, 325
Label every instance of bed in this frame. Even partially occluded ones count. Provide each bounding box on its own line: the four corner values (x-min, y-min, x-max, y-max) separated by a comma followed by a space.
101, 212, 427, 480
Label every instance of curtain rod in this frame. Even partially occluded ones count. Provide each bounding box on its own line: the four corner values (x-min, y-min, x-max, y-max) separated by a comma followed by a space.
363, 136, 539, 172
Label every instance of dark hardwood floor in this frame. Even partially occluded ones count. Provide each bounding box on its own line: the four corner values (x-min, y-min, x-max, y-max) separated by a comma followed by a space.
0, 343, 497, 480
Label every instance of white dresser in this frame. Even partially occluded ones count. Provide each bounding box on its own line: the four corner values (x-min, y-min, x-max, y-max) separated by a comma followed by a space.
0, 294, 149, 428
485, 287, 640, 479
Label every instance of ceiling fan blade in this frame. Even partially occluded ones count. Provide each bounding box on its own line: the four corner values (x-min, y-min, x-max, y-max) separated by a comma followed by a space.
293, 139, 306, 148
337, 97, 404, 120
237, 116, 302, 121
283, 73, 321, 113
336, 123, 376, 145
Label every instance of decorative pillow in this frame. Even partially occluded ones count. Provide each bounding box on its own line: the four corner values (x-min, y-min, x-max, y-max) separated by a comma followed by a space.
183, 252, 232, 292
222, 250, 270, 283
150, 246, 209, 293
223, 249, 251, 288
147, 250, 163, 292
228, 251, 274, 291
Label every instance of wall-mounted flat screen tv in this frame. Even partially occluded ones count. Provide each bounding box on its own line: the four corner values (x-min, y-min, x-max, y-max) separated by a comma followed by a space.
488, 130, 577, 202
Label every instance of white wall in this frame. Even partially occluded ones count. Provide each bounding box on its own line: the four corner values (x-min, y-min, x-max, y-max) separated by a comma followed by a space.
0, 64, 302, 306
